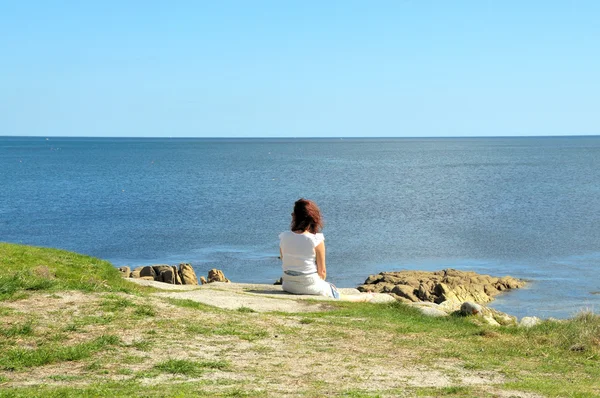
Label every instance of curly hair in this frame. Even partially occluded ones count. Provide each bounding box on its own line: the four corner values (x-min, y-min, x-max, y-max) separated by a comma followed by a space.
290, 198, 323, 234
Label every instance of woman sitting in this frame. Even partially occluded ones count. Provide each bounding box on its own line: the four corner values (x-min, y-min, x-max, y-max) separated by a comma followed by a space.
279, 198, 340, 298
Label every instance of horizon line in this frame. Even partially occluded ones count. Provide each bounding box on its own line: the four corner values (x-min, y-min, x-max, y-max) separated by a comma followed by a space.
1, 134, 599, 139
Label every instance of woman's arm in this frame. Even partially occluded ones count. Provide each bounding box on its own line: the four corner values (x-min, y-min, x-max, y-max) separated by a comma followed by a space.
315, 241, 326, 280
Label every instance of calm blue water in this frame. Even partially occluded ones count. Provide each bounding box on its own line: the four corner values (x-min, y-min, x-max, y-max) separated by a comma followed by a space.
1, 136, 599, 319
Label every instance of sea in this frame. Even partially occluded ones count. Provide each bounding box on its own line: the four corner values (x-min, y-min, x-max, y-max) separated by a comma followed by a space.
1, 136, 599, 319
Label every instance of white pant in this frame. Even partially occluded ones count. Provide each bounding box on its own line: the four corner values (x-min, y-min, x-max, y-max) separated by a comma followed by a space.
282, 273, 338, 298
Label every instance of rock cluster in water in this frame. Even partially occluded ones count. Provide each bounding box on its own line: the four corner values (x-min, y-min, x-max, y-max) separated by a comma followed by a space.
120, 264, 231, 286
358, 268, 527, 326
119, 263, 199, 285
358, 268, 525, 304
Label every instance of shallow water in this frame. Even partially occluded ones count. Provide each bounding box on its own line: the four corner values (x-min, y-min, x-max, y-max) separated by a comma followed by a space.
1, 136, 599, 319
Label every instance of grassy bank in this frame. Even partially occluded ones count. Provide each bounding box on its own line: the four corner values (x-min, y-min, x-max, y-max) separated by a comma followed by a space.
1, 242, 599, 397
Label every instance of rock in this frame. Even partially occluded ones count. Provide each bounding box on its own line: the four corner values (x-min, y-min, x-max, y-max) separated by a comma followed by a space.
273, 278, 282, 285
519, 316, 541, 328
207, 269, 230, 283
438, 299, 461, 313
364, 273, 383, 285
359, 269, 525, 306
160, 268, 176, 284
414, 305, 448, 317
390, 294, 413, 304
369, 294, 397, 303
179, 263, 198, 285
391, 285, 419, 302
417, 283, 432, 301
117, 266, 130, 278
199, 276, 207, 285
139, 276, 155, 281
130, 266, 144, 278
139, 266, 156, 279
152, 265, 172, 276
482, 315, 501, 326
172, 266, 183, 285
434, 283, 460, 304
493, 311, 517, 326
460, 301, 483, 316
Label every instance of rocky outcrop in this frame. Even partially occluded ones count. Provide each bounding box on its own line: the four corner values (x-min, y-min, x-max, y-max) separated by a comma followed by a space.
358, 269, 525, 305
125, 263, 199, 285
358, 269, 525, 326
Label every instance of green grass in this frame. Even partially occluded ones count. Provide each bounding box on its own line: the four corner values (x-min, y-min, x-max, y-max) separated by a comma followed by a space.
154, 359, 230, 376
0, 322, 33, 338
0, 382, 267, 398
0, 243, 143, 300
133, 305, 156, 317
165, 297, 219, 311
0, 334, 121, 371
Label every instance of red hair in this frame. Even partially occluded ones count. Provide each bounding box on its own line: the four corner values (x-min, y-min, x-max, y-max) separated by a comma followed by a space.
291, 198, 323, 234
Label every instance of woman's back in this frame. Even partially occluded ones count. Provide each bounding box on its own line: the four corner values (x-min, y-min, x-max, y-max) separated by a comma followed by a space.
279, 231, 324, 274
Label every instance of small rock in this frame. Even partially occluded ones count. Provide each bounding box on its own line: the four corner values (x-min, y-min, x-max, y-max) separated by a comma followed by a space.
415, 305, 448, 317
369, 294, 397, 304
152, 265, 172, 275
482, 315, 501, 326
160, 269, 176, 284
273, 278, 282, 285
117, 266, 130, 278
130, 266, 144, 278
460, 301, 483, 316
519, 316, 541, 328
172, 265, 183, 285
207, 269, 229, 283
199, 276, 207, 285
139, 266, 156, 279
179, 263, 198, 285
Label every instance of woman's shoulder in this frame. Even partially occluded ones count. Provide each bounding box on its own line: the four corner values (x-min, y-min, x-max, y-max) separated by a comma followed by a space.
312, 232, 325, 245
279, 231, 292, 240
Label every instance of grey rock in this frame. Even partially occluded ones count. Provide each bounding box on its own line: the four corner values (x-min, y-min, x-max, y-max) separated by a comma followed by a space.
130, 266, 144, 278
139, 266, 156, 279
118, 266, 130, 278
415, 305, 449, 317
460, 301, 483, 316
519, 316, 541, 328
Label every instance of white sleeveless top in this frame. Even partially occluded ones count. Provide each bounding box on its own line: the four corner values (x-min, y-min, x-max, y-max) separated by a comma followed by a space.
279, 231, 325, 274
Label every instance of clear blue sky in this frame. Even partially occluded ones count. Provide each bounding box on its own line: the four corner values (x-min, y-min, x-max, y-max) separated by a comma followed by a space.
1, 1, 598, 137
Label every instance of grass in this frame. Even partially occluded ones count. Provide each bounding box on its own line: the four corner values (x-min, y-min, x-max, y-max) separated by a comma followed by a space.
1, 243, 600, 397
0, 243, 144, 300
154, 359, 230, 376
0, 334, 121, 371
0, 322, 33, 338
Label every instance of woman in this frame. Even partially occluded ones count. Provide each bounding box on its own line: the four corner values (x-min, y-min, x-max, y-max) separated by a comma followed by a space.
279, 198, 340, 298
